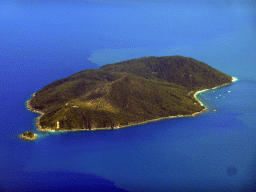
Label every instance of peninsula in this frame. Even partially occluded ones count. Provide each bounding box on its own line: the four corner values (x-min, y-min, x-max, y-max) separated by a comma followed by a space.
27, 56, 233, 132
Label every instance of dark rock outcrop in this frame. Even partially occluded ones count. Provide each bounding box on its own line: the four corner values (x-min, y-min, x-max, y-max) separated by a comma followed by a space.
19, 131, 37, 141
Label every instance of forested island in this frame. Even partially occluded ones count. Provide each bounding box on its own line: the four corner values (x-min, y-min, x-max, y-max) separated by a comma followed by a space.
27, 56, 233, 132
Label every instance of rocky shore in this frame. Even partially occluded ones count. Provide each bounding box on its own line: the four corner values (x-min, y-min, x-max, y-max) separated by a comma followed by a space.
19, 131, 37, 141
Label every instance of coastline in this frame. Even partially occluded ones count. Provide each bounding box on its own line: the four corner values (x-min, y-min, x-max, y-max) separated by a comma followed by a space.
26, 95, 45, 131
19, 134, 37, 141
27, 77, 237, 133
19, 131, 37, 141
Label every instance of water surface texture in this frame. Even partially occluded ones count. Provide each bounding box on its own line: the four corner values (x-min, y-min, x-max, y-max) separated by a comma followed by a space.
1, 1, 256, 191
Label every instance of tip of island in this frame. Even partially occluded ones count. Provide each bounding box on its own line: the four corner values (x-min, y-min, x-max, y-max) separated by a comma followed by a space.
22, 55, 235, 137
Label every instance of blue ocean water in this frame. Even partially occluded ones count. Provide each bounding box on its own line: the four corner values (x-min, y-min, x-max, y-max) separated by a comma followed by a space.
2, 73, 256, 192
1, 1, 256, 191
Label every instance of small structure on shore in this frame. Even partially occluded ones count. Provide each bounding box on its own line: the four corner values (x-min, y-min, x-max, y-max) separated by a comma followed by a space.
19, 131, 37, 141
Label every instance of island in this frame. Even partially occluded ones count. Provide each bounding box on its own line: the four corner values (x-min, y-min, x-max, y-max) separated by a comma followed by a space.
19, 131, 37, 141
27, 56, 234, 132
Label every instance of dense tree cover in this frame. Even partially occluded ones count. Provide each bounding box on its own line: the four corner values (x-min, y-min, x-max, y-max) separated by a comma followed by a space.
29, 56, 232, 131
100, 56, 232, 90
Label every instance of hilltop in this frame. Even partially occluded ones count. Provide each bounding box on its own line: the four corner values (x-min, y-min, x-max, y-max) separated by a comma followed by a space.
27, 56, 233, 131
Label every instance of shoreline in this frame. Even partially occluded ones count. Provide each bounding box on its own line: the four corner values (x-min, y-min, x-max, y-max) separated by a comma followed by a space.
19, 134, 37, 141
19, 131, 37, 141
27, 78, 237, 133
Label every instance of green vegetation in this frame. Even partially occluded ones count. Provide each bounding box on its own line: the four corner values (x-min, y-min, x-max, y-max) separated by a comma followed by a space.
100, 56, 232, 90
28, 56, 233, 131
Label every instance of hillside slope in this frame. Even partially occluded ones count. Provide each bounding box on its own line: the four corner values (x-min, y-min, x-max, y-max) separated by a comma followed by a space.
28, 56, 233, 131
100, 56, 232, 90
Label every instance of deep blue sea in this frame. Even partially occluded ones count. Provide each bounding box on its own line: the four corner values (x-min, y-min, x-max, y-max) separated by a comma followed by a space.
1, 1, 256, 191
